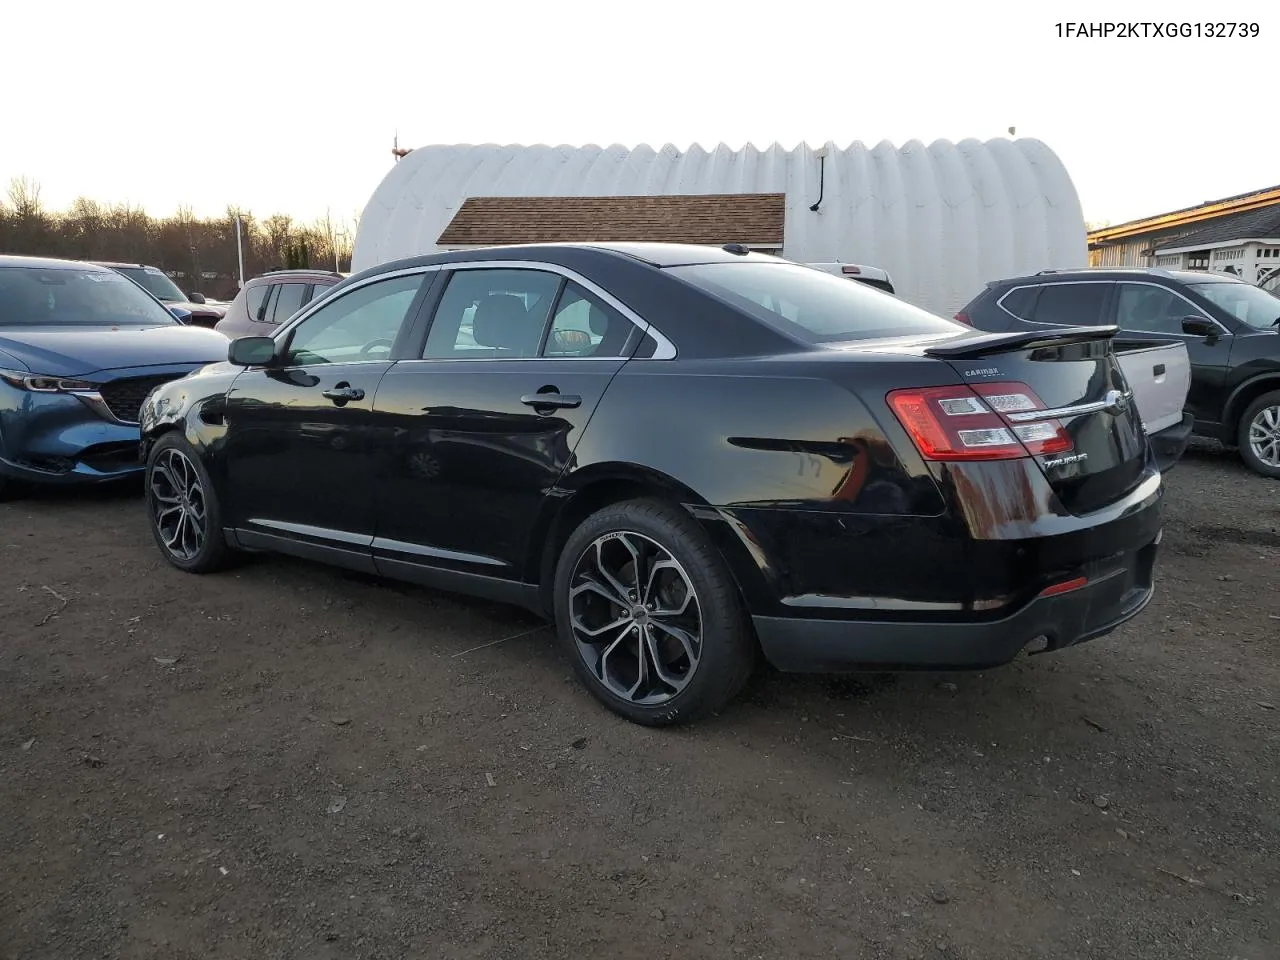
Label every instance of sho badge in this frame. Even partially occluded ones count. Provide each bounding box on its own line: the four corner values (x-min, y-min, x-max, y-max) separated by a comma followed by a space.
1043, 452, 1089, 469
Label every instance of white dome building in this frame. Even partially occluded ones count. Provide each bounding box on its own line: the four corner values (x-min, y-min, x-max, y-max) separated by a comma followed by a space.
352, 138, 1086, 318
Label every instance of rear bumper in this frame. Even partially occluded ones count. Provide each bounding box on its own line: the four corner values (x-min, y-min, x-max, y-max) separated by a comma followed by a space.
1149, 412, 1194, 473
754, 531, 1160, 672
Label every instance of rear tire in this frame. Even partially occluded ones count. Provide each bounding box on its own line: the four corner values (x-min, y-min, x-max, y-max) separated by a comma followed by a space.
1237, 390, 1280, 479
553, 498, 756, 727
145, 433, 234, 573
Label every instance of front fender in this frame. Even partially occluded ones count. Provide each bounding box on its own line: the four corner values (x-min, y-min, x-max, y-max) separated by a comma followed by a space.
139, 361, 243, 464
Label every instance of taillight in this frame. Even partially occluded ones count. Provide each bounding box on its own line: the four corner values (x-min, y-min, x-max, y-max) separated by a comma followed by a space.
953, 312, 972, 326
887, 381, 1072, 461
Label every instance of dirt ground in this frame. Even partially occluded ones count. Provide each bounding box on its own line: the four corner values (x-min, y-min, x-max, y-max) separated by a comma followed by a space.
1, 446, 1277, 960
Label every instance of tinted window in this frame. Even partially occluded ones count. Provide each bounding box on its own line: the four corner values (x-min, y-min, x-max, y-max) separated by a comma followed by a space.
0, 266, 178, 327
246, 283, 269, 321
270, 283, 307, 323
284, 274, 423, 365
545, 281, 635, 357
305, 282, 333, 305
422, 269, 562, 359
1187, 281, 1280, 330
668, 261, 957, 343
999, 285, 1039, 320
1115, 284, 1197, 334
116, 265, 186, 303
1029, 282, 1109, 326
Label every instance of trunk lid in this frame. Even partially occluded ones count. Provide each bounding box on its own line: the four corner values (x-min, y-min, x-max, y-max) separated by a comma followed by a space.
924, 325, 1148, 514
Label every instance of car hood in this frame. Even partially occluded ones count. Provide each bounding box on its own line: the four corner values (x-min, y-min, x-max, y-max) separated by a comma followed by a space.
0, 324, 229, 377
174, 300, 227, 318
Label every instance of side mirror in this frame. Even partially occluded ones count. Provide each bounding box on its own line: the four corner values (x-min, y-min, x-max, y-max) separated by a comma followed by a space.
169, 305, 193, 324
1181, 316, 1219, 338
227, 336, 277, 366
188, 292, 207, 304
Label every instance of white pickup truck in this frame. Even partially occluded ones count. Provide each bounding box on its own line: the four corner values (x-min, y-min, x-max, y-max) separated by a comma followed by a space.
1111, 336, 1194, 471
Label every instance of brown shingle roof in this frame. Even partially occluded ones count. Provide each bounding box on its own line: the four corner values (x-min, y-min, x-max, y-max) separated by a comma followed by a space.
436, 194, 785, 247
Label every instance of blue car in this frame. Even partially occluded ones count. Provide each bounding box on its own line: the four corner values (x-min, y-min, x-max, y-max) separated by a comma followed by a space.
0, 255, 229, 499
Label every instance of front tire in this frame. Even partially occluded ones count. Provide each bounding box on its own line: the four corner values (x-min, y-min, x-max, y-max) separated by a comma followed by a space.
1238, 390, 1280, 479
145, 433, 233, 573
553, 498, 756, 727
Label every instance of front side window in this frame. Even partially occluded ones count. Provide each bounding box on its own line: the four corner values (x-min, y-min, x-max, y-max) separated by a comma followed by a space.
1187, 280, 1280, 330
283, 273, 423, 365
1115, 284, 1198, 335
422, 268, 562, 359
0, 266, 178, 327
1029, 282, 1110, 326
667, 261, 957, 343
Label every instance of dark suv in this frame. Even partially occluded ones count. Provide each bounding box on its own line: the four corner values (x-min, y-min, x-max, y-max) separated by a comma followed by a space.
214, 269, 343, 340
958, 268, 1280, 477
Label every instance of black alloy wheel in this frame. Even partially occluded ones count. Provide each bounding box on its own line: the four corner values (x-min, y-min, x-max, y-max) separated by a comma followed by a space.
146, 433, 232, 572
554, 499, 755, 726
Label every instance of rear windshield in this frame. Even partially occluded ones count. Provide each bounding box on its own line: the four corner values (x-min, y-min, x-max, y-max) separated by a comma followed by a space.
0, 266, 179, 327
667, 261, 957, 343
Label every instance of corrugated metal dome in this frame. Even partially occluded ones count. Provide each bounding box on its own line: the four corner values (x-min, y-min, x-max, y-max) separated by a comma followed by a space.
352, 139, 1086, 317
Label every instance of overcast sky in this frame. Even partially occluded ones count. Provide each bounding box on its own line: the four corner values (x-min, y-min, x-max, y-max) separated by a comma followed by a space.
2, 0, 1273, 228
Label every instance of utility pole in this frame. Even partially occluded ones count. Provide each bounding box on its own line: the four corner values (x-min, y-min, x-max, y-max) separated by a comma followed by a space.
235, 214, 245, 289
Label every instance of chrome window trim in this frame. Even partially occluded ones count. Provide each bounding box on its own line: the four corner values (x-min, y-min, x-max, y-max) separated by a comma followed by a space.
1113, 279, 1233, 336
997, 279, 1232, 337
427, 259, 677, 361
269, 260, 677, 362
270, 265, 443, 351
995, 280, 1112, 327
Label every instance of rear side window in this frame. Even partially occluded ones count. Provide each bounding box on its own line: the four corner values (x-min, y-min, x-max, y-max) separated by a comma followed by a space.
422, 268, 562, 359
545, 281, 636, 357
270, 283, 308, 323
668, 261, 957, 343
998, 285, 1039, 320
1029, 282, 1110, 326
246, 284, 269, 322
305, 282, 332, 305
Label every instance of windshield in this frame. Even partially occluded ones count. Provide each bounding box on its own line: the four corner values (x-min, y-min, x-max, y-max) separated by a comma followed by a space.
667, 261, 958, 343
115, 265, 187, 303
1187, 281, 1280, 330
0, 266, 180, 327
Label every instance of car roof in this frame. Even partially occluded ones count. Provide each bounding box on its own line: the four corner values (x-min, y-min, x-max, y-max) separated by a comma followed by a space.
0, 254, 116, 271
993, 266, 1248, 287
92, 260, 149, 269
364, 241, 778, 280
255, 269, 344, 280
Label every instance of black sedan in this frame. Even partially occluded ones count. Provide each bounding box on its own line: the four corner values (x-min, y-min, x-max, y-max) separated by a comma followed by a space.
139, 243, 1164, 726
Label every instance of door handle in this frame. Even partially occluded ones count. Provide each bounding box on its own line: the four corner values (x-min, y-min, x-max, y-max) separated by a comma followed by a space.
520, 392, 582, 410
322, 384, 365, 403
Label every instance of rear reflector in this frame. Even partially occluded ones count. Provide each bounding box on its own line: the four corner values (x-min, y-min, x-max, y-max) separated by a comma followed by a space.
886, 381, 1073, 461
1037, 576, 1088, 598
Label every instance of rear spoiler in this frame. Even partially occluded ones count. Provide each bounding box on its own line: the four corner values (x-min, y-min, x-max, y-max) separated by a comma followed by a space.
924, 325, 1118, 359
